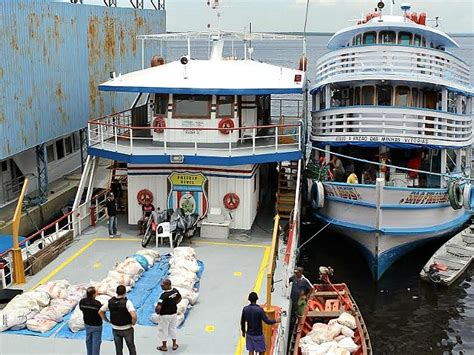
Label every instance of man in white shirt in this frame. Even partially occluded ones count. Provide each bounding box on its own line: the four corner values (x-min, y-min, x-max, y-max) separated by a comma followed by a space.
99, 285, 137, 355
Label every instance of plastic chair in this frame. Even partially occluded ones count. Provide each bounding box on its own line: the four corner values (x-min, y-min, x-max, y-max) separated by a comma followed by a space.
156, 222, 173, 249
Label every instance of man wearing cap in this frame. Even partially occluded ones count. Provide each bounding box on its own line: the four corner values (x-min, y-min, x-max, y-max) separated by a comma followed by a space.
240, 292, 280, 355
289, 267, 312, 312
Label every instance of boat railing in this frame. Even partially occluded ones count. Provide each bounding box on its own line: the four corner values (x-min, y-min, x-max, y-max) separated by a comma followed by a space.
312, 106, 472, 145
1, 175, 26, 205
88, 111, 303, 157
0, 190, 109, 288
314, 45, 471, 90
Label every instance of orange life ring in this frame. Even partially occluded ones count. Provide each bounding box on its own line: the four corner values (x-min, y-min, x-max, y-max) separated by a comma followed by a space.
418, 12, 427, 25
137, 189, 153, 205
410, 12, 418, 23
152, 115, 166, 134
218, 118, 235, 135
223, 193, 240, 210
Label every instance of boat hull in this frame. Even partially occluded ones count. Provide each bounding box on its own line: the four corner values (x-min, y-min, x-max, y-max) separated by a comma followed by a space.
309, 181, 471, 279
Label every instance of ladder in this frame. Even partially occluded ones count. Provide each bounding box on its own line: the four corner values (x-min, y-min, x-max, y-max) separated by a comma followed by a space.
276, 161, 298, 219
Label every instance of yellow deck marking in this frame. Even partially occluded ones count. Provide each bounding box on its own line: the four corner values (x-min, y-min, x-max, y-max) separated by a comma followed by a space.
234, 246, 271, 355
233, 271, 242, 277
31, 238, 139, 290
205, 325, 215, 332
194, 240, 268, 249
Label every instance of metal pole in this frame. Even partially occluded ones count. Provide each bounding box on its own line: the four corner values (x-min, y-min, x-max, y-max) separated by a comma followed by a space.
12, 178, 28, 284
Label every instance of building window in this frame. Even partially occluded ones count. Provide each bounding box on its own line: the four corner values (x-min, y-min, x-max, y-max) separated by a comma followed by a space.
379, 31, 396, 44
361, 86, 375, 105
56, 140, 65, 160
154, 94, 169, 115
47, 144, 55, 163
173, 94, 211, 118
398, 32, 412, 45
395, 86, 411, 106
73, 132, 80, 151
363, 32, 376, 45
1, 160, 8, 172
64, 136, 73, 155
217, 95, 233, 117
447, 91, 456, 113
377, 85, 392, 106
320, 90, 326, 109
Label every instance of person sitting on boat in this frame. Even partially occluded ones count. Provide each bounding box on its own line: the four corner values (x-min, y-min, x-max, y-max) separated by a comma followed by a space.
138, 198, 155, 235
240, 292, 280, 355
362, 166, 376, 184
289, 267, 313, 313
330, 155, 345, 182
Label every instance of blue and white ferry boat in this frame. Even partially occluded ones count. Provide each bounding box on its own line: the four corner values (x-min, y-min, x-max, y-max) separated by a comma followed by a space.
308, 2, 474, 279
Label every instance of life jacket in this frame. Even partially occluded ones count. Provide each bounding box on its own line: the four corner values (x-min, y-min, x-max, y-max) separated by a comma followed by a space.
108, 297, 132, 326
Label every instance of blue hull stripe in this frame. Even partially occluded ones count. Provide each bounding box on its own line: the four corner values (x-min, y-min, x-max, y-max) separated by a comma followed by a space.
98, 86, 303, 95
88, 147, 302, 166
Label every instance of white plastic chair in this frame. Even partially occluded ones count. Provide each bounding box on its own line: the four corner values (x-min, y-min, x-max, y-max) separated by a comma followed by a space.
156, 222, 173, 249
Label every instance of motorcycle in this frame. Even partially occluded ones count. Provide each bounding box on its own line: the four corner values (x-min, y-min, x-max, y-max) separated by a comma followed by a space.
141, 209, 172, 247
169, 208, 200, 246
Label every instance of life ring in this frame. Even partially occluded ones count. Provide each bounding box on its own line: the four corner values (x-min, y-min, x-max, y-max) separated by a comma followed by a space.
223, 193, 240, 210
310, 181, 325, 209
448, 180, 463, 210
218, 118, 235, 135
463, 183, 472, 210
137, 189, 154, 205
152, 115, 166, 134
417, 12, 427, 25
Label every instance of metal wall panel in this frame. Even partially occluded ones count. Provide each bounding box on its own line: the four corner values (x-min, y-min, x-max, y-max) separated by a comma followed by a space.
0, 0, 166, 159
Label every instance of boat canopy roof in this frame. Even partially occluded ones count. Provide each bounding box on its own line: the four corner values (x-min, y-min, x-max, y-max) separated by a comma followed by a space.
99, 59, 305, 95
328, 15, 459, 50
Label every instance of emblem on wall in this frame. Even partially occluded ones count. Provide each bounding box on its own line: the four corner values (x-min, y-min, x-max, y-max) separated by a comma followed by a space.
167, 172, 208, 217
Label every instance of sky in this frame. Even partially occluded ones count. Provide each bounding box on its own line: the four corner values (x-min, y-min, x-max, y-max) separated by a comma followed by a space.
64, 0, 473, 33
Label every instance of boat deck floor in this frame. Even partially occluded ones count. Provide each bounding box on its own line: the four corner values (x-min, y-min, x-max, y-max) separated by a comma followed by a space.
0, 214, 292, 354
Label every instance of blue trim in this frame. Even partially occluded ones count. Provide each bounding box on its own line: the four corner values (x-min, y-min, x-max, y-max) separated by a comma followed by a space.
88, 147, 302, 166
324, 181, 376, 189
383, 186, 447, 193
98, 86, 303, 95
313, 210, 471, 236
128, 171, 256, 180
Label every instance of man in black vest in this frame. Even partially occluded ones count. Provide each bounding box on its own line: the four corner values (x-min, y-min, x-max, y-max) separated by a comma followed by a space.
155, 279, 181, 351
99, 285, 137, 355
79, 286, 103, 355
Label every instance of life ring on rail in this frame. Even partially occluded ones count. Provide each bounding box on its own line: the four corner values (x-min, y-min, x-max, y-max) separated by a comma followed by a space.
463, 183, 472, 210
218, 118, 235, 135
137, 189, 154, 205
223, 193, 240, 210
448, 180, 463, 210
152, 115, 166, 134
310, 181, 325, 209
418, 12, 427, 25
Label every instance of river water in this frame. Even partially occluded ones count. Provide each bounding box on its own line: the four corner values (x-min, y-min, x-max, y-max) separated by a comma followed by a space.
165, 33, 473, 354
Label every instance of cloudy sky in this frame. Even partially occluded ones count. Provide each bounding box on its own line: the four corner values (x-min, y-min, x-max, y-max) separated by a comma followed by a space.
66, 0, 473, 33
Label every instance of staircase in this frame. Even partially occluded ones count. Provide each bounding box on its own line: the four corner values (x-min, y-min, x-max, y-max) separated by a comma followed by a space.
109, 161, 128, 212
276, 161, 298, 219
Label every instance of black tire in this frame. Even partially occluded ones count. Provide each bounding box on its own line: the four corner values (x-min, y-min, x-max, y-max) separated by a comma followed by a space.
141, 223, 152, 247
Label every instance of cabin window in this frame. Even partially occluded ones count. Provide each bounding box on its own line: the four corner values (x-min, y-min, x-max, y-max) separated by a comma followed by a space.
154, 94, 169, 115
354, 87, 361, 105
377, 85, 392, 106
64, 136, 73, 156
379, 31, 396, 44
414, 35, 422, 46
398, 32, 412, 45
320, 90, 326, 109
173, 94, 211, 118
363, 32, 376, 45
412, 88, 419, 107
47, 144, 55, 163
447, 91, 456, 113
217, 95, 233, 117
422, 37, 426, 47
395, 86, 411, 106
361, 86, 375, 105
461, 96, 467, 114
73, 132, 80, 152
56, 140, 65, 160
353, 34, 362, 46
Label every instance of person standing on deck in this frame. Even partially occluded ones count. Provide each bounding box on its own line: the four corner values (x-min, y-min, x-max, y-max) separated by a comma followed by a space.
289, 267, 312, 313
79, 286, 103, 355
240, 292, 280, 355
105, 192, 119, 238
155, 279, 182, 352
99, 285, 137, 355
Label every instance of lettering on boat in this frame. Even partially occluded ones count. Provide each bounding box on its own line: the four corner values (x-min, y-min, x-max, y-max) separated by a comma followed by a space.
335, 136, 428, 144
168, 172, 209, 216
399, 191, 449, 205
325, 185, 361, 200
182, 120, 205, 134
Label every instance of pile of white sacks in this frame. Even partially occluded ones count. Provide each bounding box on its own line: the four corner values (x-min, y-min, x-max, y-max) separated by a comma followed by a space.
299, 312, 360, 355
150, 247, 200, 326
68, 249, 160, 332
0, 281, 89, 333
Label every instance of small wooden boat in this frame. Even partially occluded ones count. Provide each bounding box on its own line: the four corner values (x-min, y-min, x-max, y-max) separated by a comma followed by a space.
292, 270, 372, 355
420, 226, 474, 286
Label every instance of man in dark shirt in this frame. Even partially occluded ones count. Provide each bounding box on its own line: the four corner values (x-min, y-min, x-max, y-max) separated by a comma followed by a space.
105, 192, 118, 238
155, 279, 182, 352
240, 292, 279, 355
79, 287, 103, 355
289, 267, 312, 309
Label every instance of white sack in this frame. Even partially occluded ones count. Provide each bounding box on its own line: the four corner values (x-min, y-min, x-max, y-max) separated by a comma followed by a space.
337, 312, 357, 330
26, 314, 57, 333
337, 337, 359, 353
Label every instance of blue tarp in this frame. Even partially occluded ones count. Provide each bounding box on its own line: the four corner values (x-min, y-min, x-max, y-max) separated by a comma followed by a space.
0, 235, 26, 254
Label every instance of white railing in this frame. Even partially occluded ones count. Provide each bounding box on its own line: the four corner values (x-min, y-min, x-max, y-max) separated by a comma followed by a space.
311, 106, 472, 146
88, 110, 302, 157
0, 190, 108, 288
314, 45, 472, 91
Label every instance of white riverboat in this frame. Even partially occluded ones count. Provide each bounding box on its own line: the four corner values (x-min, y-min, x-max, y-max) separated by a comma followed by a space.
308, 1, 474, 279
